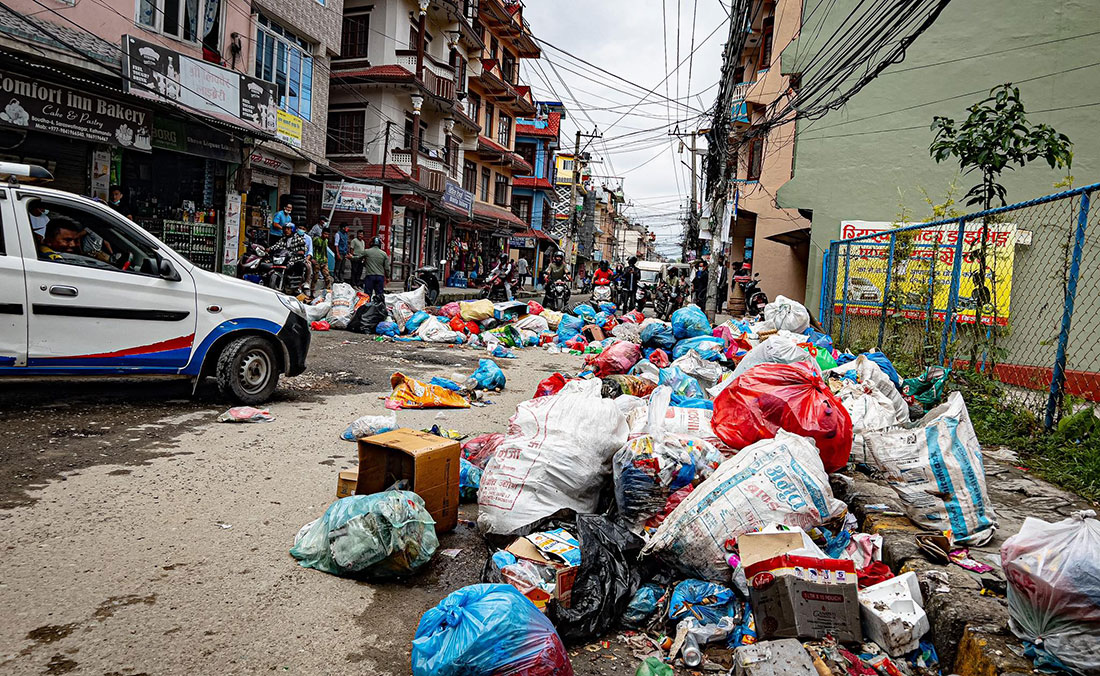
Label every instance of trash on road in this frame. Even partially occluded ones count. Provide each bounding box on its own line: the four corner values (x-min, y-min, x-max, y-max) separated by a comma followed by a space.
340, 411, 398, 441
217, 406, 274, 423
732, 639, 818, 676
386, 373, 471, 409
858, 571, 929, 656
355, 428, 460, 532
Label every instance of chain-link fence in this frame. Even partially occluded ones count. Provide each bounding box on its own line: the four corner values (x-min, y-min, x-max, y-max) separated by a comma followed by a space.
821, 183, 1100, 428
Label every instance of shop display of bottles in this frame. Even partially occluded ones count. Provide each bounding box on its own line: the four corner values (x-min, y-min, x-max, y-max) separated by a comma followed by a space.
141, 213, 220, 272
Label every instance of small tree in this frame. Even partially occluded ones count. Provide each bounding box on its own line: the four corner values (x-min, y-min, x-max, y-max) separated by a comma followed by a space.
929, 84, 1073, 367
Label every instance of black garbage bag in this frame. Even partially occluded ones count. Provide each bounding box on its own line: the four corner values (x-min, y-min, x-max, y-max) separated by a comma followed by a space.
550, 514, 644, 642
348, 299, 388, 334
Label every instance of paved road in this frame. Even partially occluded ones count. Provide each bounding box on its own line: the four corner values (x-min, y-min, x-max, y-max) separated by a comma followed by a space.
0, 330, 639, 675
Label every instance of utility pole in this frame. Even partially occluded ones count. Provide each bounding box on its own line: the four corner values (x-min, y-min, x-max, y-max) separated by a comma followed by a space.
670, 127, 707, 261
570, 126, 601, 275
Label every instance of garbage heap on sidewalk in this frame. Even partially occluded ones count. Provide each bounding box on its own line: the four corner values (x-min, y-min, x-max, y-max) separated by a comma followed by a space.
291, 292, 1100, 676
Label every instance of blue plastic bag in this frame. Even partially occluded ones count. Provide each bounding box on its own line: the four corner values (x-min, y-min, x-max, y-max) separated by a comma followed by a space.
670, 395, 713, 410
573, 304, 596, 322
672, 336, 727, 361
863, 350, 901, 387
430, 377, 463, 392
803, 326, 835, 353
412, 584, 573, 676
658, 366, 705, 399
469, 358, 506, 390
405, 311, 431, 334
376, 321, 399, 337
671, 305, 711, 340
290, 492, 439, 577
593, 311, 611, 328
835, 351, 857, 366
557, 314, 584, 344
641, 323, 676, 350
622, 583, 664, 628
459, 458, 481, 501
490, 344, 517, 359
599, 302, 617, 315
668, 579, 735, 625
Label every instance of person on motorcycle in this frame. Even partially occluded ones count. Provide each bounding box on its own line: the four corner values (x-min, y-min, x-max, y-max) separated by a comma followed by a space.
622, 256, 642, 311
541, 250, 571, 308
279, 222, 312, 296
487, 253, 517, 300
593, 260, 613, 286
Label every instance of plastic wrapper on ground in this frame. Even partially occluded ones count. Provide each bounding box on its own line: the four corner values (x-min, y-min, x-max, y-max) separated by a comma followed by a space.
671, 350, 724, 389
411, 583, 574, 676
641, 322, 676, 350
341, 411, 397, 441
622, 583, 664, 628
289, 492, 438, 577
669, 579, 736, 625
387, 373, 470, 409
587, 340, 642, 377
602, 375, 657, 399
672, 335, 727, 361
460, 458, 482, 502
462, 433, 505, 469
459, 298, 494, 321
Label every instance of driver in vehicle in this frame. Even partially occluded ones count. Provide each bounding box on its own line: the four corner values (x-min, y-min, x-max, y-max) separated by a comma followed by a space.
37, 217, 85, 261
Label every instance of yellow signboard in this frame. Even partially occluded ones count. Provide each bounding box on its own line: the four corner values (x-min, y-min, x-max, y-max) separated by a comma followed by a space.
834, 221, 1017, 326
276, 109, 303, 147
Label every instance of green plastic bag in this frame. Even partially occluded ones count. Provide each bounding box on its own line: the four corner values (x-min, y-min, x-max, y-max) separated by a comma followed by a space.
487, 324, 522, 347
636, 657, 674, 676
806, 344, 838, 371
902, 366, 951, 410
290, 492, 438, 577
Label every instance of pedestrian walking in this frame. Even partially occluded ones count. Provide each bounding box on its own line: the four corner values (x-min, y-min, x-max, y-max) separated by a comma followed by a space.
362, 236, 391, 301
349, 230, 367, 288
312, 226, 334, 292
693, 260, 709, 308
334, 223, 351, 280
515, 256, 529, 290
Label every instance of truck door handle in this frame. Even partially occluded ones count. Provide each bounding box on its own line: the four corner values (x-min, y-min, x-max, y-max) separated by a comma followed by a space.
49, 285, 78, 297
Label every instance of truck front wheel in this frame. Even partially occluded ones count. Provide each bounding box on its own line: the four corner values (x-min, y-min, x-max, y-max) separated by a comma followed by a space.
216, 335, 280, 404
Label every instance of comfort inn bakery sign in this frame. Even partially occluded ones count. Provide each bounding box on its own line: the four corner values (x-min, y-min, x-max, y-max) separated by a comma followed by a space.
0, 69, 152, 150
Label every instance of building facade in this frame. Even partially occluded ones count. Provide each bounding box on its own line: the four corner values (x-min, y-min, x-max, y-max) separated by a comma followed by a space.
326, 0, 538, 283
511, 103, 565, 281
0, 0, 342, 272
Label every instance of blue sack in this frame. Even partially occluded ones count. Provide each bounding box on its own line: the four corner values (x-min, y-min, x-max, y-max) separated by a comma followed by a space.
803, 326, 835, 353
470, 358, 506, 390
622, 583, 664, 628
593, 311, 611, 328
671, 305, 711, 340
659, 366, 705, 399
641, 323, 676, 350
668, 579, 735, 625
573, 304, 597, 322
376, 321, 399, 337
672, 336, 727, 361
490, 345, 517, 359
430, 377, 463, 391
405, 311, 431, 334
670, 395, 713, 410
599, 302, 618, 315
412, 584, 571, 676
835, 351, 857, 366
557, 314, 584, 344
863, 350, 901, 387
459, 458, 481, 501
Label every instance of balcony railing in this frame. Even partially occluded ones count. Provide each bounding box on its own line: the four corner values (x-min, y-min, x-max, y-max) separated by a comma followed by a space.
389, 150, 447, 193
394, 50, 457, 100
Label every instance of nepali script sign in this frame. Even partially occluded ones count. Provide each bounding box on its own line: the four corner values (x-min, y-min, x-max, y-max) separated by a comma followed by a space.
835, 220, 1018, 326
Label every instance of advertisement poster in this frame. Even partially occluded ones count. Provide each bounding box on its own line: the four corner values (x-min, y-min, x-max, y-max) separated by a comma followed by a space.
91, 149, 110, 201
276, 110, 303, 147
442, 182, 474, 216
834, 220, 1017, 325
321, 181, 383, 214
223, 191, 243, 268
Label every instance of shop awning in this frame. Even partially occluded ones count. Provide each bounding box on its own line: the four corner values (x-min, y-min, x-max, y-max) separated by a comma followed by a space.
514, 228, 555, 243
472, 201, 528, 229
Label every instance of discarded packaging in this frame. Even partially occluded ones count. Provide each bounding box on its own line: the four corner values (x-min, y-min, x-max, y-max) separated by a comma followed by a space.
341, 411, 398, 441
356, 428, 460, 533
732, 639, 818, 676
387, 373, 470, 409
217, 406, 274, 423
858, 571, 929, 656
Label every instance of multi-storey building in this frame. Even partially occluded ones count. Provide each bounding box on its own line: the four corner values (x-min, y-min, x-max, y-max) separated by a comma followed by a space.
326, 0, 537, 283
0, 0, 342, 272
510, 102, 565, 280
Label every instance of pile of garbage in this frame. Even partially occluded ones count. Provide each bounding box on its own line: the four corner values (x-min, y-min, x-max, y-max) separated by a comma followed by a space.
291, 292, 1099, 676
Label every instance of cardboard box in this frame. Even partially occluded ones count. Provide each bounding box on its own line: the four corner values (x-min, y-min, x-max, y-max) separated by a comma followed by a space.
582, 324, 605, 342
743, 533, 861, 643
505, 536, 578, 609
356, 428, 460, 533
336, 470, 358, 499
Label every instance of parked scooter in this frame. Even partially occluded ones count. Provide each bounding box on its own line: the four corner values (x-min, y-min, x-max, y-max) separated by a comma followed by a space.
236, 240, 271, 282
405, 260, 444, 305
733, 262, 768, 318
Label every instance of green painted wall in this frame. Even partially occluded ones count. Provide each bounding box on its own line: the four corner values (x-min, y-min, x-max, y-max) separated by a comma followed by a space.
778, 0, 1100, 315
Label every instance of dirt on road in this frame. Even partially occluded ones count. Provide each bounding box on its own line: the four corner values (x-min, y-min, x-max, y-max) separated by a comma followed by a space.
0, 332, 638, 675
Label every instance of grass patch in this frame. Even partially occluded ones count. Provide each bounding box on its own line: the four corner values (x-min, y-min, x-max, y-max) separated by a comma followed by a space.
949, 370, 1100, 502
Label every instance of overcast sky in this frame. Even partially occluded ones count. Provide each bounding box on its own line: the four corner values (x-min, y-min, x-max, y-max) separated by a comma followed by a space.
520, 1, 730, 257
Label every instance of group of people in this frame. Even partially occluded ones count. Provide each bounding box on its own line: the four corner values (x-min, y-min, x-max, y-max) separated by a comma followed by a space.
267, 199, 390, 300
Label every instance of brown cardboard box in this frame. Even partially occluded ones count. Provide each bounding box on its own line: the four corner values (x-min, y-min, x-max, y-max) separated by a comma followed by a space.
355, 428, 460, 533
336, 470, 358, 499
505, 536, 577, 609
582, 324, 605, 342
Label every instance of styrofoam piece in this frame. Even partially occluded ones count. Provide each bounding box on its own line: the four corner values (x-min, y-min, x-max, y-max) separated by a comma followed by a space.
858, 571, 929, 656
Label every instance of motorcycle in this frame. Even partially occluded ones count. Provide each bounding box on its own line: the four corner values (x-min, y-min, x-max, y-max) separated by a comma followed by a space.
405, 259, 444, 305
591, 280, 613, 306
543, 277, 571, 312
633, 284, 651, 314
733, 263, 768, 318
481, 272, 511, 301
265, 242, 309, 296
653, 281, 676, 320
236, 240, 271, 282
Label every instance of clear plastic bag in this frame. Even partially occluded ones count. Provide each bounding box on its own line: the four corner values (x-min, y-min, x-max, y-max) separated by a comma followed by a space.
1002, 510, 1100, 675
341, 411, 398, 441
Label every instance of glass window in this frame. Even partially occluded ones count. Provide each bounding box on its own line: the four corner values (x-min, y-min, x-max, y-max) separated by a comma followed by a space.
327, 111, 364, 155
341, 14, 370, 58
484, 103, 494, 137
255, 13, 314, 120
463, 160, 477, 193
497, 114, 511, 147
467, 93, 480, 126
137, 0, 219, 47
480, 167, 490, 202
29, 199, 161, 276
515, 142, 536, 169
494, 173, 509, 207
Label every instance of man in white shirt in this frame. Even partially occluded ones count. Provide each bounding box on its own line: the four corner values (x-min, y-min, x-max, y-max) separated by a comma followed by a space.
28, 202, 50, 239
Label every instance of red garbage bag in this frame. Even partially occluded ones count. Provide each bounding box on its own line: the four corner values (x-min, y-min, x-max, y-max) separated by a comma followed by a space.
449, 316, 467, 332
534, 372, 570, 398
649, 349, 671, 368
603, 316, 619, 333
622, 310, 645, 324
462, 432, 505, 468
311, 320, 330, 331
587, 341, 642, 377
712, 361, 853, 473
527, 301, 544, 315
564, 336, 587, 351
465, 320, 481, 335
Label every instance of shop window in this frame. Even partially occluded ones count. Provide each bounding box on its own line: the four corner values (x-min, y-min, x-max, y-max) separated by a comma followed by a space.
747, 137, 764, 180
513, 196, 532, 225
327, 111, 364, 155
463, 160, 478, 193
497, 114, 511, 147
515, 142, 536, 171
340, 13, 369, 59
138, 0, 221, 47
480, 167, 490, 202
28, 199, 160, 276
494, 173, 509, 207
255, 13, 314, 120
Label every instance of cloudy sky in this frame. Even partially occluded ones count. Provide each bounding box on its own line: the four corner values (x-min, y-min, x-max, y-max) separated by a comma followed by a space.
520, 1, 731, 257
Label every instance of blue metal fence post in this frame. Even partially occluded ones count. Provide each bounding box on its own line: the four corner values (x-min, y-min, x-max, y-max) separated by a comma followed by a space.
877, 233, 897, 350
822, 242, 838, 335
1045, 191, 1092, 429
840, 242, 852, 349
940, 218, 967, 365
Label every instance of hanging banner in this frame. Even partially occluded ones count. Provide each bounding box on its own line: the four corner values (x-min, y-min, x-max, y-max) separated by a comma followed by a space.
321, 181, 383, 214
276, 109, 302, 147
91, 149, 110, 201
442, 181, 474, 216
223, 191, 243, 267
834, 220, 1017, 325
0, 67, 152, 149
